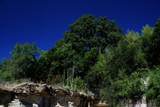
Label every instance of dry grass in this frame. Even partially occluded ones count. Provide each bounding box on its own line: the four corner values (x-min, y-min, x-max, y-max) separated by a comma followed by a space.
0, 78, 31, 88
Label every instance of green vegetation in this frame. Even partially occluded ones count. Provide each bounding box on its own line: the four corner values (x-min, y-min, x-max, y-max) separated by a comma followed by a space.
0, 14, 160, 106
146, 67, 160, 106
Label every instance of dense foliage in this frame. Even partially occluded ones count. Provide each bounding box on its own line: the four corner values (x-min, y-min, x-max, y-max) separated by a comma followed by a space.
0, 15, 160, 106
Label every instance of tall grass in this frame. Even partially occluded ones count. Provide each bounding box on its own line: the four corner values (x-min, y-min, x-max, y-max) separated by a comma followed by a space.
0, 78, 31, 87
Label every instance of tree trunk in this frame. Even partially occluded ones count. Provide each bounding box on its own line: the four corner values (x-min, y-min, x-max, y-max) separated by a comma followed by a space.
63, 72, 65, 86
71, 66, 74, 88
67, 71, 68, 86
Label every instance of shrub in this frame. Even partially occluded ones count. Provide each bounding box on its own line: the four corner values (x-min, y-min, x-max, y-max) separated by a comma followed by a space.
73, 77, 88, 90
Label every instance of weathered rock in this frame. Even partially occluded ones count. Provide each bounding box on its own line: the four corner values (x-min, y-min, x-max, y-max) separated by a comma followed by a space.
8, 99, 25, 107
0, 83, 93, 107
0, 86, 13, 107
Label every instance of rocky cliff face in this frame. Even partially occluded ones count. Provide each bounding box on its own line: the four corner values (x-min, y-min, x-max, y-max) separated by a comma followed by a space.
0, 83, 92, 107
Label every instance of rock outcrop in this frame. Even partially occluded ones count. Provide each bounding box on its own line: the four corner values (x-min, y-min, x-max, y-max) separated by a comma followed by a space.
0, 83, 91, 107
0, 86, 13, 107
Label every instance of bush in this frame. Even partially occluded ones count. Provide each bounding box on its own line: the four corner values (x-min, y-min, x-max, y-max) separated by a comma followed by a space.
73, 77, 88, 90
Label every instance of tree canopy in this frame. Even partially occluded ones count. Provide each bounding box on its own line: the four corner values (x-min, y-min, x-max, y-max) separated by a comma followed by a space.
1, 15, 160, 106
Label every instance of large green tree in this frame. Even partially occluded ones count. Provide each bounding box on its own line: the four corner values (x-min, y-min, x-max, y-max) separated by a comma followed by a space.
141, 19, 160, 68
149, 19, 160, 67
9, 43, 41, 81
64, 15, 123, 53
63, 15, 124, 88
40, 39, 84, 86
98, 31, 147, 106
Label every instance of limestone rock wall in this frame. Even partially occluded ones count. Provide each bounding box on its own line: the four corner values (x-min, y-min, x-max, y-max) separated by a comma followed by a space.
0, 83, 91, 107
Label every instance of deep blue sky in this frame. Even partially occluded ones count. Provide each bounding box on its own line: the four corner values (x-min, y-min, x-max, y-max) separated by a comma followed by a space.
0, 0, 160, 60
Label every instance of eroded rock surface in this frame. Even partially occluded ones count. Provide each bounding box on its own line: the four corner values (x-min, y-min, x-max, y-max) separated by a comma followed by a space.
0, 86, 13, 107
0, 83, 91, 107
